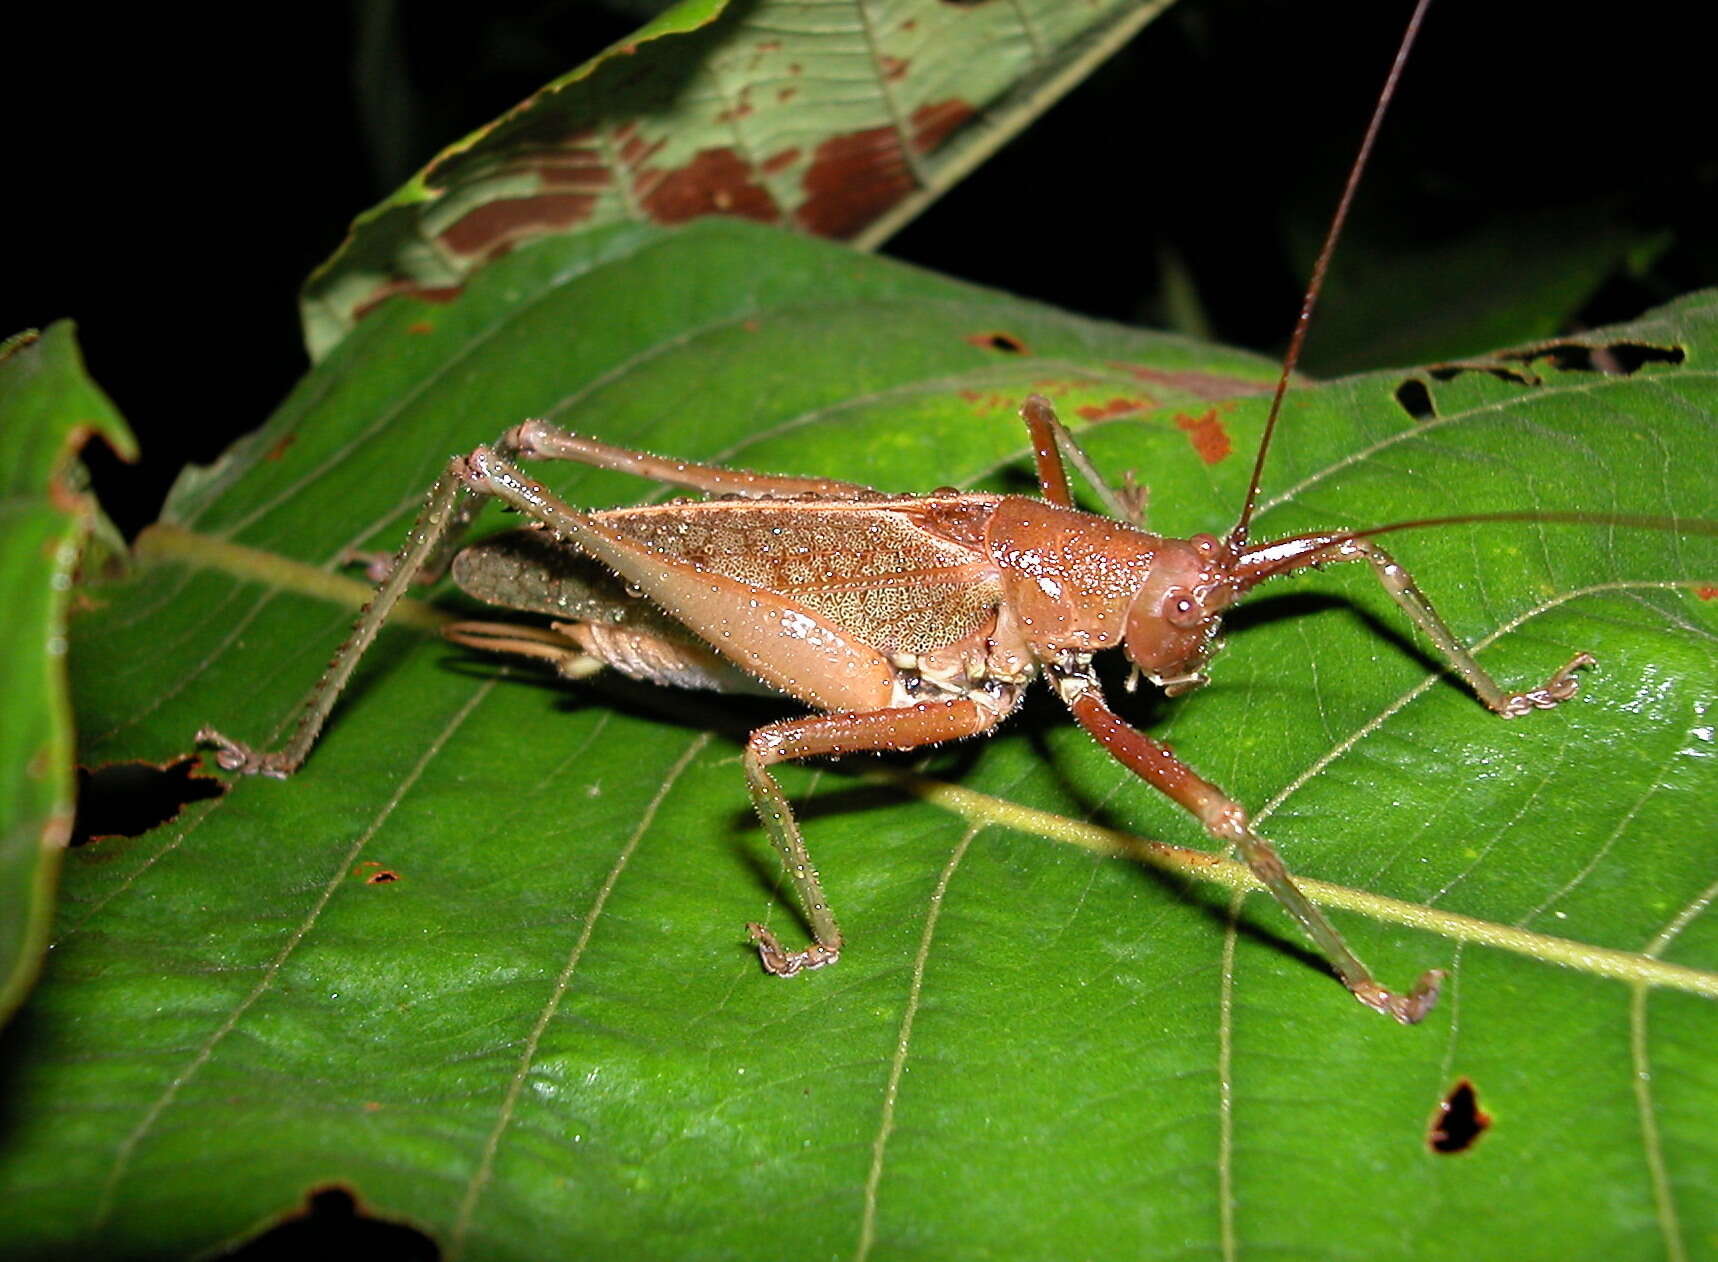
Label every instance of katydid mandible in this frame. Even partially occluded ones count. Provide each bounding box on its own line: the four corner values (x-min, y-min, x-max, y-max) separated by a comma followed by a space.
198, 0, 1591, 1025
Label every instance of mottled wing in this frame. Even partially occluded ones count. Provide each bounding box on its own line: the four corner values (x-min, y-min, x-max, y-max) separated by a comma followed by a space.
592, 495, 1005, 656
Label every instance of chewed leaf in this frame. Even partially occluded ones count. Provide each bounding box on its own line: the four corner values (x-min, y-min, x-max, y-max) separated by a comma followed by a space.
9, 222, 1717, 1259
0, 324, 136, 1021
302, 0, 1175, 358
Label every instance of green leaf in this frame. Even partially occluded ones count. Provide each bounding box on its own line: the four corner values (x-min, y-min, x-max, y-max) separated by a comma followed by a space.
7, 225, 1716, 1259
302, 0, 1176, 359
0, 324, 136, 1022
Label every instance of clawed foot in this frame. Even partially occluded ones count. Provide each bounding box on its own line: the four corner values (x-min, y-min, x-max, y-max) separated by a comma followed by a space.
1353, 969, 1444, 1025
747, 923, 841, 977
1500, 651, 1596, 717
195, 728, 296, 779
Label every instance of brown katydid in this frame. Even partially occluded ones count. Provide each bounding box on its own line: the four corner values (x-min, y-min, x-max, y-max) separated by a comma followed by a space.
195, 0, 1596, 1026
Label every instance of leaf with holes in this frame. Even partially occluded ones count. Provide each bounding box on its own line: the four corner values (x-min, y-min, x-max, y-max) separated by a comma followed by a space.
2, 220, 1714, 1258
302, 0, 1176, 358
0, 324, 135, 1022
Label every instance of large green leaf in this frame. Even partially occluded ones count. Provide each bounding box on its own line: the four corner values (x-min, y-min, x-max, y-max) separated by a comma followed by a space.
5, 223, 1715, 1258
0, 325, 135, 1022
303, 0, 1176, 359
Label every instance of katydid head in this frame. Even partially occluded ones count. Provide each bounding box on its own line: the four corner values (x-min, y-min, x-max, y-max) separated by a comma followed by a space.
1121, 531, 1241, 694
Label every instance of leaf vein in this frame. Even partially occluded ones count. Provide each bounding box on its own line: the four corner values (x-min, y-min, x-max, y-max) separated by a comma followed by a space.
90, 677, 500, 1228
448, 732, 712, 1254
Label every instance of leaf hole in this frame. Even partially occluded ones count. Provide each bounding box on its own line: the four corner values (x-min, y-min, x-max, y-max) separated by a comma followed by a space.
356, 861, 403, 885
1393, 377, 1436, 420
1428, 1078, 1491, 1154
964, 330, 1029, 354
1501, 339, 1683, 376
218, 1185, 438, 1261
71, 757, 225, 847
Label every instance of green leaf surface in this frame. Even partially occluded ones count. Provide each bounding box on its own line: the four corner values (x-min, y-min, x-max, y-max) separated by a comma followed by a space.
0, 325, 136, 1023
302, 0, 1175, 359
7, 225, 1717, 1259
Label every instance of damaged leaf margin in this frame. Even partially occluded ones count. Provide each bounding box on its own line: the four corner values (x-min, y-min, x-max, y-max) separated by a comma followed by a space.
300, 0, 1175, 359
0, 322, 138, 1021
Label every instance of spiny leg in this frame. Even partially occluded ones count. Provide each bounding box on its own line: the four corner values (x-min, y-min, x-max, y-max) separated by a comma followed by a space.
743, 699, 1008, 976
1049, 659, 1441, 1024
505, 418, 880, 499
197, 427, 600, 776
1020, 395, 1145, 526
199, 457, 485, 777
452, 449, 1024, 972
1320, 537, 1593, 716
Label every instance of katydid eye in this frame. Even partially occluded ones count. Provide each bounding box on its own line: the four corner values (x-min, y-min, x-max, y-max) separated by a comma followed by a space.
1164, 588, 1202, 628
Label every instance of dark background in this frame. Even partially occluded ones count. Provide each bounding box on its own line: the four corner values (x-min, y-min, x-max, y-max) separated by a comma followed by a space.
8, 0, 1714, 539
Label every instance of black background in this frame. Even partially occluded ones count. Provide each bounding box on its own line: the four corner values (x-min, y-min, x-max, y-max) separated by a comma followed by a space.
8, 0, 1713, 538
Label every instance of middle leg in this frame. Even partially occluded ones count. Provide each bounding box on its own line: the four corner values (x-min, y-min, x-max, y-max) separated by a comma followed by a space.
743, 697, 1013, 976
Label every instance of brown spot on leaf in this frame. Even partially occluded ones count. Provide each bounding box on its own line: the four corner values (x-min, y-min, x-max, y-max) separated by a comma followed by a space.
958, 389, 1012, 415
910, 100, 975, 153
1696, 585, 1718, 600
48, 472, 84, 515
1107, 361, 1272, 401
964, 330, 1029, 354
617, 127, 666, 167
352, 280, 466, 323
265, 434, 296, 462
797, 126, 915, 238
438, 193, 601, 257
355, 860, 401, 884
27, 746, 52, 780
406, 320, 435, 336
778, 86, 798, 103
638, 147, 780, 225
762, 147, 801, 176
537, 157, 611, 188
881, 56, 910, 82
715, 88, 756, 124
1175, 409, 1232, 464
1075, 397, 1148, 422
1428, 1079, 1491, 1154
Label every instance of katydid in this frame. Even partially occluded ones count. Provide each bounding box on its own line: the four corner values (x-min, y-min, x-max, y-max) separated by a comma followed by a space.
199, 0, 1599, 1025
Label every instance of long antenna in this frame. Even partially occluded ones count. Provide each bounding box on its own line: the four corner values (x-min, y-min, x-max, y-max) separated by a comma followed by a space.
1229, 0, 1435, 549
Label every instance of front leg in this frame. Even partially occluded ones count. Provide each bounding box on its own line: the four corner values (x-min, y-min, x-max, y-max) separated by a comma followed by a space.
1020, 395, 1146, 526
1329, 536, 1594, 717
1049, 659, 1442, 1024
743, 698, 1011, 976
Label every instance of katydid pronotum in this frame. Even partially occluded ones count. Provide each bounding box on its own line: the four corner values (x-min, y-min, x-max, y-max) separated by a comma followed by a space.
197, 0, 1595, 1026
